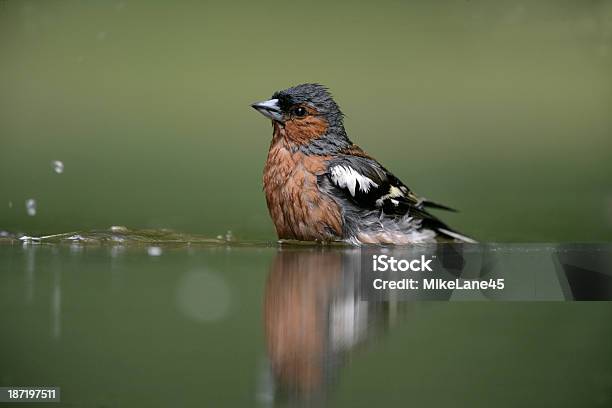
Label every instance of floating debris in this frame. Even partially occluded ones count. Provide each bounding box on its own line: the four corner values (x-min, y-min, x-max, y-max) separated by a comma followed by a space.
25, 199, 37, 216
147, 246, 162, 256
51, 160, 64, 174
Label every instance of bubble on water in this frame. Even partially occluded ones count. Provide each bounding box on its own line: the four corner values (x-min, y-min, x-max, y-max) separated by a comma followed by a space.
176, 270, 232, 323
51, 160, 64, 174
147, 246, 162, 256
110, 225, 128, 233
25, 199, 37, 216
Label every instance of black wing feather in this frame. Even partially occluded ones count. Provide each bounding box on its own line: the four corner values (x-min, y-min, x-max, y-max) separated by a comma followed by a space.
322, 155, 471, 240
325, 156, 454, 217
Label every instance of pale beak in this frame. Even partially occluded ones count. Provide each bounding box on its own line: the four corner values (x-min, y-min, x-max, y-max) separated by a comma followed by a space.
251, 98, 283, 122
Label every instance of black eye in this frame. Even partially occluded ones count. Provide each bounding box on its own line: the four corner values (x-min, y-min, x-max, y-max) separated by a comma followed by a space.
293, 107, 307, 117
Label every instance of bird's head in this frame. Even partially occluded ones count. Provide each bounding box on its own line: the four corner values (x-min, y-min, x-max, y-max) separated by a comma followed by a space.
251, 83, 347, 146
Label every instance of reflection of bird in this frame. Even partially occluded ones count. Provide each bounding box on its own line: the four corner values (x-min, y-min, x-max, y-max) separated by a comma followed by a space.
263, 249, 376, 398
252, 83, 475, 244
261, 244, 471, 401
264, 249, 343, 395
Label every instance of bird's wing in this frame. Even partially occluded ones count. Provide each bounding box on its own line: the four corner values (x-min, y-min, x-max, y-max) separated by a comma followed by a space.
322, 155, 438, 216
320, 155, 475, 241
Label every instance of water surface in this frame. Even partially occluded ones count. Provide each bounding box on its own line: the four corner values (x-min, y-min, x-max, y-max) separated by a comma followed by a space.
1, 237, 611, 407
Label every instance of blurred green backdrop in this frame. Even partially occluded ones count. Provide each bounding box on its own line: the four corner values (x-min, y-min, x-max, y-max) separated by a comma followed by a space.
1, 0, 611, 241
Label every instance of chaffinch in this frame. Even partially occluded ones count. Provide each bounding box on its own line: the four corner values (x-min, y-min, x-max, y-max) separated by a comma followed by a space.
252, 83, 474, 245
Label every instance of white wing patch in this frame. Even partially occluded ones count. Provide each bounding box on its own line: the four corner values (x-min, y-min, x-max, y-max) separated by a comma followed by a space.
330, 165, 378, 196
376, 185, 406, 207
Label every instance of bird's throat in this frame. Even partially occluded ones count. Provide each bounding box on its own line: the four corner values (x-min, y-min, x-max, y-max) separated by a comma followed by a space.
273, 117, 329, 146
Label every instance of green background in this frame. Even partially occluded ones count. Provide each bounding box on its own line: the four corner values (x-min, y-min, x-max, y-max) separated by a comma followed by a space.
1, 1, 611, 241
1, 3, 612, 407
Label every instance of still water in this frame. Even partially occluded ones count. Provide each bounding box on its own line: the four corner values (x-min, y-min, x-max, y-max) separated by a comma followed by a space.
1, 233, 611, 407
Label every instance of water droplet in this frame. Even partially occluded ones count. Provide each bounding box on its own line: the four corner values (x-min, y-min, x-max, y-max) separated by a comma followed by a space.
147, 246, 162, 256
25, 199, 37, 216
51, 160, 64, 174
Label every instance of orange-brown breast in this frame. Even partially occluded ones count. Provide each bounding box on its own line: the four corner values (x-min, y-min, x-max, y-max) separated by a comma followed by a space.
263, 126, 343, 241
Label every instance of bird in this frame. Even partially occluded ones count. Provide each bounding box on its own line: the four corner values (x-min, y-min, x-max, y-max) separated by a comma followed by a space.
251, 83, 475, 245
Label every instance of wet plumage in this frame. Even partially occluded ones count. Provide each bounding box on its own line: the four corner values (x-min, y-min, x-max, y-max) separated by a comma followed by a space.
252, 83, 475, 245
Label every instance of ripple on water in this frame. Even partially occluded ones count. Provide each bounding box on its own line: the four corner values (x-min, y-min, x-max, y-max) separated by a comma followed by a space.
0, 227, 281, 247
